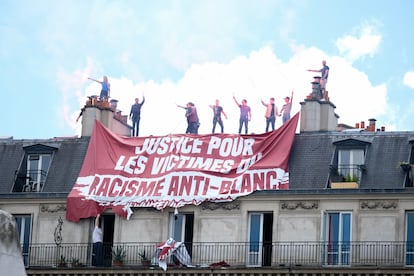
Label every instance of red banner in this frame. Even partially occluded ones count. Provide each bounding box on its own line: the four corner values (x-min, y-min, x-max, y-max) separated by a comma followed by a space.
66, 113, 299, 222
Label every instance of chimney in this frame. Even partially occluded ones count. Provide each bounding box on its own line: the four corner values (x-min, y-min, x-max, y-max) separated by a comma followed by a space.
80, 97, 132, 137
300, 79, 339, 132
110, 99, 118, 111
368, 118, 376, 132
311, 76, 322, 100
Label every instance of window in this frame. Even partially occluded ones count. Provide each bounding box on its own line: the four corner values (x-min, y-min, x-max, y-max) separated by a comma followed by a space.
404, 143, 414, 187
330, 139, 370, 186
169, 213, 194, 258
247, 212, 273, 267
101, 214, 115, 267
15, 215, 31, 267
13, 144, 56, 193
338, 149, 364, 181
25, 154, 51, 192
406, 212, 414, 265
323, 212, 351, 266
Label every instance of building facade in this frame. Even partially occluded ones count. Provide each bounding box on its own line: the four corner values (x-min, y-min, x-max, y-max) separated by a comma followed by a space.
1, 97, 414, 274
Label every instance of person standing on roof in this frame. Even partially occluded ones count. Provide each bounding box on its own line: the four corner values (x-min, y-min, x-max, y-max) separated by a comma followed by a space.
280, 90, 294, 124
129, 94, 145, 137
233, 95, 251, 134
177, 102, 199, 134
209, 99, 228, 134
308, 60, 329, 98
261, 97, 278, 132
88, 76, 111, 101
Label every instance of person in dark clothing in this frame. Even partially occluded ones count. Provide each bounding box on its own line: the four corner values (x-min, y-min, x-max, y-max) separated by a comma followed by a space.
308, 60, 329, 99
177, 102, 199, 134
129, 96, 145, 136
209, 99, 228, 133
76, 107, 86, 123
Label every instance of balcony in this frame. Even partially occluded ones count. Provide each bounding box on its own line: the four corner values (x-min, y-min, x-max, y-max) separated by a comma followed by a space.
23, 241, 414, 269
329, 164, 365, 189
13, 170, 46, 192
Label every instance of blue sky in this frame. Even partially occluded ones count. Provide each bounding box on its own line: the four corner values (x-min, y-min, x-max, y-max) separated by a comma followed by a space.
1, 0, 414, 139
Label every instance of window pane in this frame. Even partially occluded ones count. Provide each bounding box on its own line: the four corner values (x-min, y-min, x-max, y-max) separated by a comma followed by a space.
352, 150, 364, 165
328, 213, 339, 242
41, 155, 51, 171
341, 213, 351, 265
249, 214, 261, 252
341, 213, 351, 242
338, 150, 350, 166
172, 214, 184, 242
406, 212, 414, 265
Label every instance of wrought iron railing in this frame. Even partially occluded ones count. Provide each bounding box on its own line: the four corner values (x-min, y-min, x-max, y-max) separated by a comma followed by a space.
329, 164, 365, 183
13, 170, 47, 192
24, 241, 414, 268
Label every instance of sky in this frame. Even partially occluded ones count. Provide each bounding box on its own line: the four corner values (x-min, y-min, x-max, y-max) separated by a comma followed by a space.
1, 0, 414, 139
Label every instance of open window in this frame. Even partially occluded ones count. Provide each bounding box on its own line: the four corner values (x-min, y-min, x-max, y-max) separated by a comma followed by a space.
329, 139, 370, 188
402, 140, 414, 187
15, 214, 32, 267
13, 144, 57, 192
169, 212, 194, 260
247, 212, 273, 267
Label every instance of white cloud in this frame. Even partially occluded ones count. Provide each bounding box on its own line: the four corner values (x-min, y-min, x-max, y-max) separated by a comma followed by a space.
65, 46, 389, 137
403, 71, 414, 90
336, 22, 382, 62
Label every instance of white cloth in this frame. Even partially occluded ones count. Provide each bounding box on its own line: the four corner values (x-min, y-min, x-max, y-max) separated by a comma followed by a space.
157, 238, 192, 271
92, 227, 103, 243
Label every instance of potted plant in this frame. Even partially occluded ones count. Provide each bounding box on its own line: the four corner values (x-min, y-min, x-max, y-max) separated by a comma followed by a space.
399, 161, 412, 172
138, 249, 151, 267
58, 255, 67, 267
71, 257, 81, 267
112, 245, 126, 266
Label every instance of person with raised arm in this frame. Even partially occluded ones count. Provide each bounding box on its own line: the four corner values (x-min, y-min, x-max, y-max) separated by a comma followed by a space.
88, 76, 111, 101
129, 94, 145, 137
261, 97, 278, 132
233, 95, 251, 134
92, 214, 103, 267
177, 102, 199, 134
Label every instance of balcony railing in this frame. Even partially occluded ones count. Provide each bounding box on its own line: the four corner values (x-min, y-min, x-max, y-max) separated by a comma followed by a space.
329, 164, 365, 183
13, 170, 47, 192
24, 241, 414, 268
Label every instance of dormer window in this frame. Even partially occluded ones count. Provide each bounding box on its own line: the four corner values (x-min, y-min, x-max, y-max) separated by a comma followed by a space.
330, 138, 370, 188
13, 144, 57, 193
403, 140, 414, 187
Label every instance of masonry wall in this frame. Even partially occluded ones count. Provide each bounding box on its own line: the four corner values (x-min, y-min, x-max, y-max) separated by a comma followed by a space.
0, 194, 408, 247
